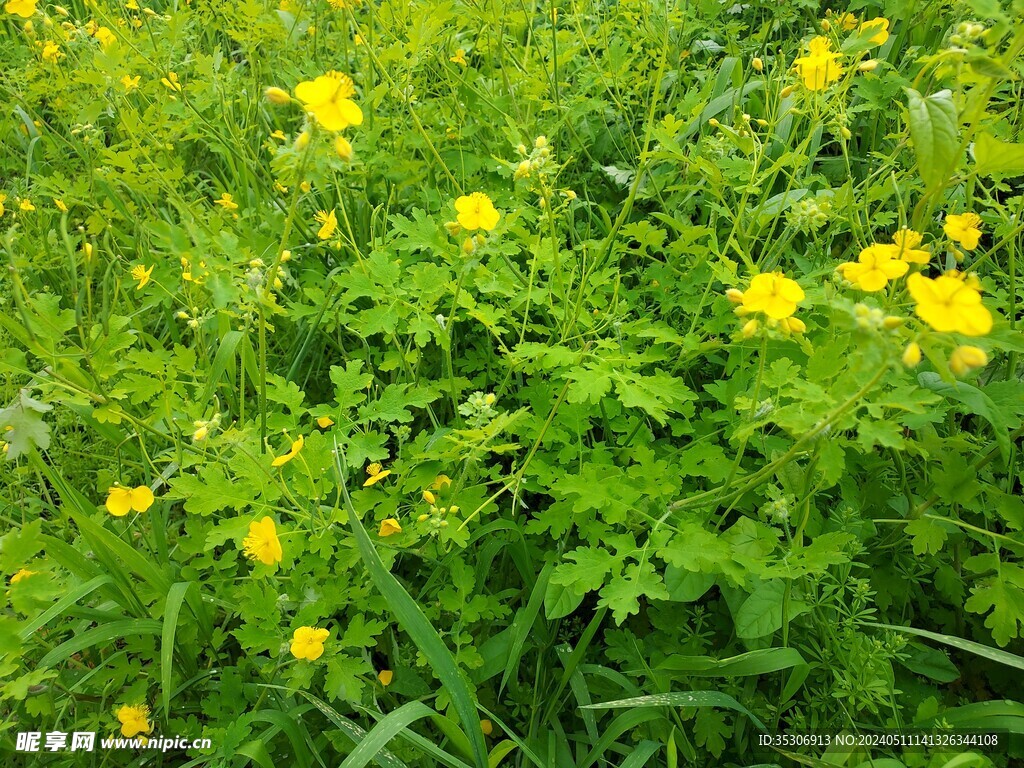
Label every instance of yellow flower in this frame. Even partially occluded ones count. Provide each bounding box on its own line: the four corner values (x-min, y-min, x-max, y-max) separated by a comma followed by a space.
162, 72, 182, 91
105, 485, 155, 516
294, 71, 363, 132
314, 210, 338, 240
481, 719, 493, 736
334, 135, 353, 161
833, 12, 858, 31
290, 626, 329, 661
793, 36, 843, 90
378, 669, 394, 686
214, 192, 238, 211
838, 244, 908, 291
430, 474, 452, 491
354, 34, 364, 46
378, 518, 402, 537
949, 345, 988, 376
10, 568, 36, 584
906, 272, 992, 336
741, 272, 804, 319
270, 130, 287, 142
859, 17, 890, 45
192, 424, 209, 441
53, 198, 67, 212
943, 213, 982, 251
454, 192, 500, 232
116, 704, 152, 738
890, 228, 930, 264
271, 434, 304, 467
0, 193, 6, 217
242, 516, 283, 565
41, 40, 62, 62
131, 264, 153, 289
316, 415, 335, 428
902, 342, 922, 368
94, 26, 116, 48
364, 462, 391, 486
20, 199, 35, 212
121, 74, 141, 91
450, 48, 467, 66
4, 0, 36, 18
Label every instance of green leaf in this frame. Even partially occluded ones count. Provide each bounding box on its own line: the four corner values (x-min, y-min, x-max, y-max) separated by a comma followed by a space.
582, 691, 767, 732
162, 582, 194, 717
339, 702, 436, 768
38, 619, 163, 668
867, 622, 1024, 672
598, 561, 670, 624
906, 517, 948, 556
975, 131, 1024, 177
964, 576, 1024, 646
918, 372, 1012, 462
657, 647, 808, 677
0, 390, 53, 460
734, 580, 807, 639
338, 448, 488, 768
905, 88, 959, 194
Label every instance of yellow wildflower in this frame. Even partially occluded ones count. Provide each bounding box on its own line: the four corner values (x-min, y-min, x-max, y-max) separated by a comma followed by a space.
105, 485, 155, 517
316, 415, 335, 429
741, 272, 805, 319
378, 518, 402, 537
793, 36, 843, 90
10, 568, 36, 584
20, 198, 35, 212
890, 228, 930, 264
378, 669, 394, 686
271, 434, 304, 467
450, 48, 468, 66
242, 516, 283, 565
4, 0, 36, 18
42, 40, 62, 62
94, 26, 116, 48
859, 17, 890, 45
364, 462, 391, 486
454, 192, 500, 231
430, 474, 452, 491
838, 245, 908, 291
214, 192, 239, 211
161, 72, 182, 91
131, 264, 154, 289
294, 71, 363, 132
314, 210, 338, 240
116, 705, 152, 738
949, 345, 988, 376
943, 213, 982, 251
906, 272, 992, 336
53, 198, 67, 212
0, 193, 6, 217
122, 74, 141, 91
290, 626, 329, 661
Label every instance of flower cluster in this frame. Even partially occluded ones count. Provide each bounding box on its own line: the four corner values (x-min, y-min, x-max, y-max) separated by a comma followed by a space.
790, 15, 889, 92
727, 272, 806, 338
416, 475, 458, 534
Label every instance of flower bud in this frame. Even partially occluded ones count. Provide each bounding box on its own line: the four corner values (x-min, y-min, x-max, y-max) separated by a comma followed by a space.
725, 288, 744, 304
534, 135, 548, 149
780, 85, 795, 98
741, 319, 760, 339
294, 131, 310, 151
462, 237, 476, 255
334, 135, 353, 161
858, 60, 879, 72
752, 57, 764, 72
882, 316, 903, 330
264, 86, 291, 105
423, 490, 436, 504
840, 126, 852, 139
902, 342, 922, 368
949, 345, 988, 376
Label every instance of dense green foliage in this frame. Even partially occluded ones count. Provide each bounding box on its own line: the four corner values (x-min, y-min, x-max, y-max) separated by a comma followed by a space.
2, 0, 1024, 766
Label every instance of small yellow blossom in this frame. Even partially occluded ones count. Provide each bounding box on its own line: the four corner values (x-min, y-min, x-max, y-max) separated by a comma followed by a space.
4, 0, 36, 18
793, 36, 843, 91
192, 424, 209, 441
271, 434, 304, 467
838, 245, 908, 291
906, 272, 992, 336
162, 72, 182, 91
20, 198, 35, 212
450, 48, 468, 66
364, 462, 391, 486
316, 415, 335, 429
131, 264, 154, 289
270, 130, 287, 142
741, 272, 804, 319
121, 74, 141, 91
378, 669, 394, 686
294, 71, 363, 132
0, 193, 6, 217
859, 17, 890, 45
949, 345, 988, 376
214, 192, 239, 211
943, 213, 983, 251
242, 516, 283, 565
378, 518, 402, 537
890, 229, 930, 264
105, 485, 155, 516
116, 705, 152, 738
53, 198, 67, 212
94, 26, 116, 48
430, 474, 452, 491
314, 210, 338, 240
290, 626, 329, 661
454, 192, 500, 231
42, 40, 62, 62
10, 568, 36, 584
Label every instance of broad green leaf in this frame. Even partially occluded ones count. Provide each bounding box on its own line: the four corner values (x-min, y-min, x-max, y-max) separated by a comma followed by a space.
975, 131, 1024, 177
905, 88, 958, 193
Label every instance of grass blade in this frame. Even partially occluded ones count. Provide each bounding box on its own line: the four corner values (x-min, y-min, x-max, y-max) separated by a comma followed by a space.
340, 701, 437, 768
582, 691, 767, 732
867, 622, 1024, 672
